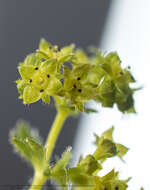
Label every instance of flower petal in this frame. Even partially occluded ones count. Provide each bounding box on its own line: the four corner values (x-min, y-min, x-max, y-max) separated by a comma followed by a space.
18, 65, 35, 79
23, 86, 40, 104
46, 78, 62, 95
17, 80, 28, 96
24, 53, 41, 66
39, 38, 51, 52
40, 59, 57, 74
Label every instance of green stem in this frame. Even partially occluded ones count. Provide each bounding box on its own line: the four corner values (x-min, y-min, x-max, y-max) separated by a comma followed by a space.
45, 110, 68, 162
29, 110, 68, 190
29, 172, 47, 190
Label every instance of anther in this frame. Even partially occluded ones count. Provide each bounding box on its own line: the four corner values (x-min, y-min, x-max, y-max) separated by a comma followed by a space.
35, 67, 38, 70
40, 89, 44, 93
115, 186, 119, 190
47, 74, 50, 78
77, 77, 81, 80
73, 84, 77, 88
78, 89, 82, 92
29, 79, 32, 83
120, 71, 123, 75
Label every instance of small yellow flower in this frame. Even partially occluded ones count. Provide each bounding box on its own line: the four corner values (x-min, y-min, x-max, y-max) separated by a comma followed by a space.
17, 54, 62, 104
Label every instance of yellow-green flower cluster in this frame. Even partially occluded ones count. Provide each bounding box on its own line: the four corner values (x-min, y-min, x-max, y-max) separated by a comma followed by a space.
10, 121, 133, 190
17, 39, 137, 113
51, 126, 130, 190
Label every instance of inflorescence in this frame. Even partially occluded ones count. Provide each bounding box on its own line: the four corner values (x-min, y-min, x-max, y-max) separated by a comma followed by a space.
16, 39, 137, 114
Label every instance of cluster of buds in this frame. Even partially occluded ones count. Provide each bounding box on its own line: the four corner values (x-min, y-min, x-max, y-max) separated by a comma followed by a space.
65, 127, 130, 190
17, 39, 137, 113
10, 121, 130, 190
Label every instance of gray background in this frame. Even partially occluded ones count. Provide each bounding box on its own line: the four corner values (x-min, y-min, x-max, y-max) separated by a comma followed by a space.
0, 0, 110, 188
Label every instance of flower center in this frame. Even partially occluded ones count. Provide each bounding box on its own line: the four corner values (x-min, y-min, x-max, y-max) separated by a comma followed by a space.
37, 77, 44, 85
33, 72, 49, 90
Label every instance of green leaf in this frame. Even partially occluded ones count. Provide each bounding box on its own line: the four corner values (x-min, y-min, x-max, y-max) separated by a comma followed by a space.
52, 148, 71, 174
26, 138, 45, 166
10, 120, 47, 170
10, 120, 42, 144
51, 148, 71, 190
12, 137, 46, 170
23, 85, 41, 104
11, 137, 33, 162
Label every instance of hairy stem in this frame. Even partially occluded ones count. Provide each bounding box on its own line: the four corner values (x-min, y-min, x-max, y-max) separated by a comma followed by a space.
29, 172, 47, 190
45, 110, 68, 162
29, 110, 68, 190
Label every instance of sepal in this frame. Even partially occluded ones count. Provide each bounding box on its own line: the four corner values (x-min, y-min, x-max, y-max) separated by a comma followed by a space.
77, 154, 102, 175
51, 148, 71, 189
93, 137, 117, 161
93, 127, 129, 161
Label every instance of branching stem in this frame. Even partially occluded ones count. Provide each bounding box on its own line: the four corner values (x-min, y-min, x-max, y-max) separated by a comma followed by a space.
29, 110, 68, 190
29, 172, 47, 190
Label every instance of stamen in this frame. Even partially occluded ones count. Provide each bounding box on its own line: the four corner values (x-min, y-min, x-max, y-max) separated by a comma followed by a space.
73, 84, 77, 88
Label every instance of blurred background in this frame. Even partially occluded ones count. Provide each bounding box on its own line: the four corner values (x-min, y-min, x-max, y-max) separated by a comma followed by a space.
0, 0, 149, 190
0, 0, 110, 189
74, 1, 150, 190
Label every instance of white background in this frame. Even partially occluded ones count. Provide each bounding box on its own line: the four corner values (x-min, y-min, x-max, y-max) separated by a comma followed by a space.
73, 1, 150, 189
